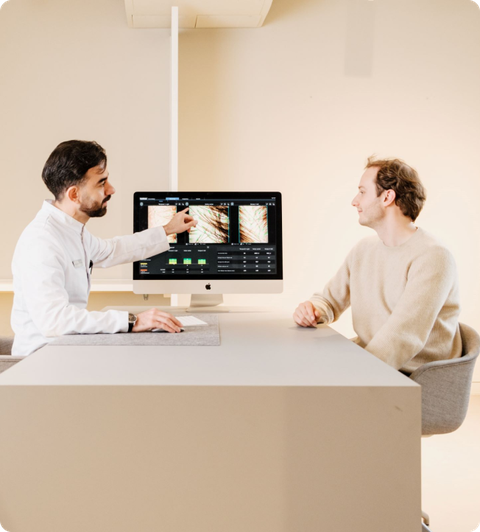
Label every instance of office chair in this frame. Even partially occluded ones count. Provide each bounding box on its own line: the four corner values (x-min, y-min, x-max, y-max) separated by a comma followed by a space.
409, 323, 480, 531
0, 336, 22, 374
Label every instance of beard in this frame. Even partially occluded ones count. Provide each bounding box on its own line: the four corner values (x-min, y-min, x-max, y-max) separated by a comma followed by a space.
80, 195, 111, 218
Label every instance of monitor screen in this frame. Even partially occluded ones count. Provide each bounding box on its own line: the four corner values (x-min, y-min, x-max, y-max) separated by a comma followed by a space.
133, 192, 282, 294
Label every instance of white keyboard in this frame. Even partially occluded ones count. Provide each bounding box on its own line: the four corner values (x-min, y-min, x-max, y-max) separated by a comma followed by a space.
151, 315, 208, 332
178, 316, 208, 327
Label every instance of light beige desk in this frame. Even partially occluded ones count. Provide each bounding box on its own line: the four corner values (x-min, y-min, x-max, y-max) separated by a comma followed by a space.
0, 311, 421, 532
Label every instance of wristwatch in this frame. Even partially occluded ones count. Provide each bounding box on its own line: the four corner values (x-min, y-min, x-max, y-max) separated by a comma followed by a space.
128, 313, 138, 332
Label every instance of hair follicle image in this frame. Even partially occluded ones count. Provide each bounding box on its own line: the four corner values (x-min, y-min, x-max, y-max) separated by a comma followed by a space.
148, 205, 177, 243
189, 205, 229, 244
239, 205, 268, 243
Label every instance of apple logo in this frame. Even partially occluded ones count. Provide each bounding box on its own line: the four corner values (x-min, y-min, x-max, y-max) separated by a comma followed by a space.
205, 283, 211, 291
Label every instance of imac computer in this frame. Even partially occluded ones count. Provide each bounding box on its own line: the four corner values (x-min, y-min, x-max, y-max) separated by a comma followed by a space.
133, 192, 283, 306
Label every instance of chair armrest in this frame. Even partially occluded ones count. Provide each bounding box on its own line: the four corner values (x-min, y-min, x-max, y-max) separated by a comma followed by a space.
409, 351, 479, 381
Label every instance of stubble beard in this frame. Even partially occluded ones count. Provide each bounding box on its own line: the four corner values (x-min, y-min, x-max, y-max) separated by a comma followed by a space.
80, 196, 111, 218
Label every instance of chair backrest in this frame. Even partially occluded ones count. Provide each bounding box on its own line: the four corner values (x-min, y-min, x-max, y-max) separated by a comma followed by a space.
0, 336, 23, 375
409, 323, 480, 436
0, 336, 14, 356
0, 355, 24, 374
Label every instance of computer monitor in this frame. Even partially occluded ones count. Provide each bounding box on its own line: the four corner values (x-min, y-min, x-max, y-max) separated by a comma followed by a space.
133, 192, 283, 304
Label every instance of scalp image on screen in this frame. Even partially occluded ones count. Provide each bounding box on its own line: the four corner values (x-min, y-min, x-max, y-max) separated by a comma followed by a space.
188, 205, 230, 244
148, 205, 177, 244
239, 205, 268, 243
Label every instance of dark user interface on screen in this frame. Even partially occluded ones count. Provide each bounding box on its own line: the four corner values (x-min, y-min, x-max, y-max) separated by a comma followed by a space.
133, 193, 281, 280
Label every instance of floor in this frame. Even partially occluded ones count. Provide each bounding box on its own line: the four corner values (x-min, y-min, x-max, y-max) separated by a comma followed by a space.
422, 395, 480, 532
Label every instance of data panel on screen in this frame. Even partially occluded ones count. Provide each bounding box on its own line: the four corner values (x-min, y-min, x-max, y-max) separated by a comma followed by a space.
133, 192, 282, 281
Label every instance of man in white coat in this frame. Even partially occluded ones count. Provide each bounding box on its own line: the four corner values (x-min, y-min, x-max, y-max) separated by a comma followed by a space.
11, 140, 197, 357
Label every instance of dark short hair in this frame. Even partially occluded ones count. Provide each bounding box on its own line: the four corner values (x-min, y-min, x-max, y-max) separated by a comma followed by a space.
42, 140, 107, 200
365, 156, 426, 221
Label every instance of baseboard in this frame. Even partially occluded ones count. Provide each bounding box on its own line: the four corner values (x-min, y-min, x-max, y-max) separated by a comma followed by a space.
471, 382, 480, 395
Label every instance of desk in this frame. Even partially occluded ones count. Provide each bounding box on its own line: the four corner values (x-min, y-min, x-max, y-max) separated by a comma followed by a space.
0, 311, 421, 532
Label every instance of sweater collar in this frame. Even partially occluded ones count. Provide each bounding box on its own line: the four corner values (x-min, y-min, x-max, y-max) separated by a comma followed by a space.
379, 226, 422, 249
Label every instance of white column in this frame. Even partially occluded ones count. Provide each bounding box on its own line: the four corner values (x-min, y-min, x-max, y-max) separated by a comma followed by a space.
170, 6, 179, 306
170, 6, 179, 192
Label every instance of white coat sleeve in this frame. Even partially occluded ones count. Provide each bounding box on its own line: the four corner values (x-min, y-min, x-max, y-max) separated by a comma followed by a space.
87, 226, 170, 268
20, 234, 128, 337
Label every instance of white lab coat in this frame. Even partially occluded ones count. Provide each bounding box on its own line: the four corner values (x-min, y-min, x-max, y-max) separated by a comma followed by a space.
11, 200, 170, 356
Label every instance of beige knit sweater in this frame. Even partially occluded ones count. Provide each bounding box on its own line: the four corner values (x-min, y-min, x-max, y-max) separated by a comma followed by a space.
310, 228, 462, 373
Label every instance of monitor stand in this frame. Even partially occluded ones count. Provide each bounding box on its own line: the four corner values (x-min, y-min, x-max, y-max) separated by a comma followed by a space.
188, 293, 224, 309
173, 295, 269, 313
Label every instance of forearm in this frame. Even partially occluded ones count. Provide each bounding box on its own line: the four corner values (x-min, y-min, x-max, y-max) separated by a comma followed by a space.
25, 289, 128, 337
365, 318, 428, 370
309, 252, 352, 324
40, 306, 128, 337
90, 226, 170, 268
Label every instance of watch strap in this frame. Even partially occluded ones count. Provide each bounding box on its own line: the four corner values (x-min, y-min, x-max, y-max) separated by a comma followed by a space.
128, 313, 137, 332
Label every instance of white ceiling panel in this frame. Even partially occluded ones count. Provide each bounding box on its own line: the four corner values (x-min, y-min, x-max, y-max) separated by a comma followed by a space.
125, 0, 273, 28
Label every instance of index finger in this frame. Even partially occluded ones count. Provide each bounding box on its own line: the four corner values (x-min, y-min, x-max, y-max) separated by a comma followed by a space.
155, 310, 183, 328
299, 305, 316, 324
163, 314, 182, 328
171, 315, 183, 328
302, 302, 317, 322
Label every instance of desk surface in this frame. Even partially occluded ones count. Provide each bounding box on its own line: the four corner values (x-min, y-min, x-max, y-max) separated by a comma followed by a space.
0, 309, 420, 532
0, 310, 415, 388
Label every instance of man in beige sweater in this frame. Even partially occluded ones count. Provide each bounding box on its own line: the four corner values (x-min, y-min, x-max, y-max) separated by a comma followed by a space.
293, 157, 461, 374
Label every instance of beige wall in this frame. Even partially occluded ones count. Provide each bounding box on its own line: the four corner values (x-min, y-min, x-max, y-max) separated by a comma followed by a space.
0, 0, 172, 281
0, 295, 13, 337
1, 0, 480, 375
178, 0, 480, 375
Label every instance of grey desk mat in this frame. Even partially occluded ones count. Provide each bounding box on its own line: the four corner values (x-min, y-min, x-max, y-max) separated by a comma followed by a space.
51, 314, 220, 347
